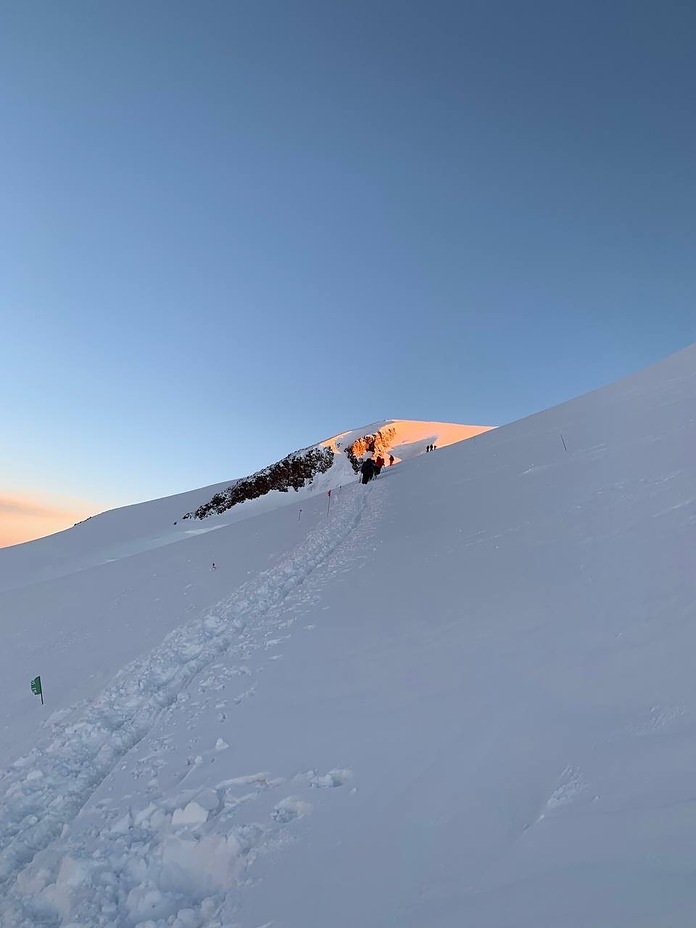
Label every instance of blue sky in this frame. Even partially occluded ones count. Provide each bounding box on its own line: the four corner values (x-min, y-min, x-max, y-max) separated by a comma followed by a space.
2, 0, 695, 536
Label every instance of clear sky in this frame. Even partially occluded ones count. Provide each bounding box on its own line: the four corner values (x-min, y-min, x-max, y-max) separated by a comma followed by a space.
2, 0, 695, 546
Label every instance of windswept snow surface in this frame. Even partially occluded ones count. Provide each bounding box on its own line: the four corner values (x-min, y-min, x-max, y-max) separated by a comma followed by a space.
1, 347, 695, 926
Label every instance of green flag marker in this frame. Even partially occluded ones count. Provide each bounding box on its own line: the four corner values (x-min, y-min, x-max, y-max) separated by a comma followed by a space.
31, 675, 43, 705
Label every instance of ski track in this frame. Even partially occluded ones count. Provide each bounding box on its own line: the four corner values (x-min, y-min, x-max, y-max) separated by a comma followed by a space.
0, 480, 382, 927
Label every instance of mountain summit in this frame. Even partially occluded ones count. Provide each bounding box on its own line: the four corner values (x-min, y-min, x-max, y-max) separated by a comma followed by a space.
183, 419, 492, 522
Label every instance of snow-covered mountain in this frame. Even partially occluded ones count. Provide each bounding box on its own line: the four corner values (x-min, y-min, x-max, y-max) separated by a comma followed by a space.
1, 350, 695, 927
0, 419, 491, 593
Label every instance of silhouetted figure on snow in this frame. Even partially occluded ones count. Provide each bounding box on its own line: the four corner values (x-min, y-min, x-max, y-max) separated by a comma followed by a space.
360, 458, 376, 484
389, 454, 394, 466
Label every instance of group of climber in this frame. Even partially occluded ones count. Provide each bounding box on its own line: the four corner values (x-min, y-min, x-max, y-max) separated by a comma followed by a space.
360, 453, 395, 484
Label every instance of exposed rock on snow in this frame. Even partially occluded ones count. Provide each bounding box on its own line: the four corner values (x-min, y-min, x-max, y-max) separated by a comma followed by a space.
184, 447, 335, 520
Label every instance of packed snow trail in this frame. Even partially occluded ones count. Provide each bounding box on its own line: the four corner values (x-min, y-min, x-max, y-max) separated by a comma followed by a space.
0, 480, 376, 923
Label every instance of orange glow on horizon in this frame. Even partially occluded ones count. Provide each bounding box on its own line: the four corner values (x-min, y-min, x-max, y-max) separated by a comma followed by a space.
0, 492, 99, 548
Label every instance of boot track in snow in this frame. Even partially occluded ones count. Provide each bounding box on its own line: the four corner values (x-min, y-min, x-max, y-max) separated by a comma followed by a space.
0, 482, 379, 922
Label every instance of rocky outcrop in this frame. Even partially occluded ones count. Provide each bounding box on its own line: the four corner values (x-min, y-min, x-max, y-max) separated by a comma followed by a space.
342, 427, 397, 472
183, 447, 334, 520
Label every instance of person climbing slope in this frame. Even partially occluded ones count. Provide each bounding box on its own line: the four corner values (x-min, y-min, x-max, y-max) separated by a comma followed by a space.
360, 457, 376, 484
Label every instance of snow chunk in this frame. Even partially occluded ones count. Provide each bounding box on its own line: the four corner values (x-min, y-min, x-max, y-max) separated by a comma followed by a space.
134, 802, 157, 826
110, 810, 132, 834
173, 908, 203, 928
39, 856, 89, 919
125, 885, 172, 921
160, 834, 242, 895
172, 801, 209, 826
193, 788, 221, 812
272, 797, 312, 823
309, 768, 353, 789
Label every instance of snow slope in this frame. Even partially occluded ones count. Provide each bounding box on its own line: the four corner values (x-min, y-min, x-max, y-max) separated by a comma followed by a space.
1, 348, 695, 927
0, 419, 490, 594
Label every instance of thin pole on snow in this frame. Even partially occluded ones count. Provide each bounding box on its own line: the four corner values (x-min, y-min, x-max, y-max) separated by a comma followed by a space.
560, 433, 568, 453
327, 490, 332, 517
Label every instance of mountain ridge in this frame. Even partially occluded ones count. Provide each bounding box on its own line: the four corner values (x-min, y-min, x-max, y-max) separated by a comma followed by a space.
182, 419, 493, 522
0, 419, 491, 591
